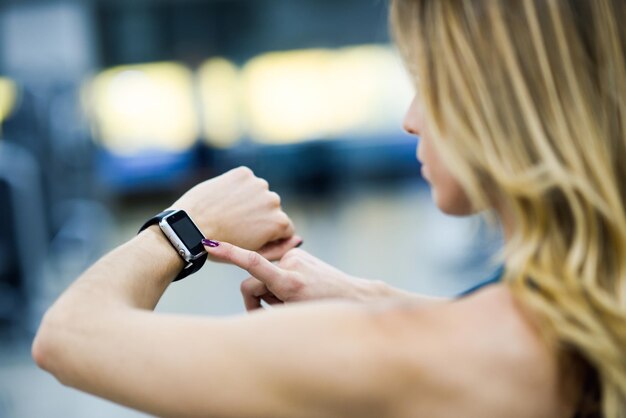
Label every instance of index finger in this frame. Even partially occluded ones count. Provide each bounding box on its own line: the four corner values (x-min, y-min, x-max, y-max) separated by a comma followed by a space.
202, 240, 285, 286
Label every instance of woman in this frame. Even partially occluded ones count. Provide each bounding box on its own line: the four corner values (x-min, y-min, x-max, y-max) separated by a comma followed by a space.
33, 0, 625, 417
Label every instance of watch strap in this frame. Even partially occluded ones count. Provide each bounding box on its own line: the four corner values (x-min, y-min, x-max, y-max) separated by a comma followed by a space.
138, 210, 176, 233
138, 210, 207, 282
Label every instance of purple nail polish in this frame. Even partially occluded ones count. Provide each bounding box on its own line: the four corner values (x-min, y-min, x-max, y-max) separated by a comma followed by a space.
202, 239, 220, 248
295, 240, 304, 248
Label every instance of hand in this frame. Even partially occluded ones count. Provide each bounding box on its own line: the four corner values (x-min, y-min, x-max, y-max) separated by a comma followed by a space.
203, 240, 384, 310
171, 167, 297, 252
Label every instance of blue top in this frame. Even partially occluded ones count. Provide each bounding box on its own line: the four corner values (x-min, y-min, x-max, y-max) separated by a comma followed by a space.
458, 266, 505, 297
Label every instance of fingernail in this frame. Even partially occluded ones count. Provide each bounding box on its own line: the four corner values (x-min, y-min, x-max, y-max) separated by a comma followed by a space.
295, 240, 304, 248
202, 239, 220, 248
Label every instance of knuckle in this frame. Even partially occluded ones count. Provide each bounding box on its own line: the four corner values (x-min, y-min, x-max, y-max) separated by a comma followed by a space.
281, 250, 303, 268
240, 278, 256, 294
280, 257, 296, 270
246, 251, 262, 270
276, 213, 292, 231
280, 276, 304, 298
269, 191, 281, 207
258, 179, 270, 190
234, 166, 254, 178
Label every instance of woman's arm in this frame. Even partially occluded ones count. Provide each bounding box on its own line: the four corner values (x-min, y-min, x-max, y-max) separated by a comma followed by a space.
33, 233, 556, 418
32, 228, 448, 418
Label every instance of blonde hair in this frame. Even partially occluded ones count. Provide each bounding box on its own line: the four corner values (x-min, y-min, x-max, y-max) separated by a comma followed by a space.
391, 0, 626, 416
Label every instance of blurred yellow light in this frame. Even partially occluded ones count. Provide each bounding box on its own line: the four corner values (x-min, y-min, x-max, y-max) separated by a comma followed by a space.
241, 45, 413, 144
242, 49, 334, 144
329, 46, 414, 135
198, 58, 242, 148
87, 63, 199, 155
0, 78, 18, 132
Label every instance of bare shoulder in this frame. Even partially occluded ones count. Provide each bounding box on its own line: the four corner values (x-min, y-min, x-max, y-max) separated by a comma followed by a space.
373, 285, 573, 418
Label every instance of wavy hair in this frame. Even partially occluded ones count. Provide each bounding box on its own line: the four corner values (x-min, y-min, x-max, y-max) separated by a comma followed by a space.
391, 0, 626, 416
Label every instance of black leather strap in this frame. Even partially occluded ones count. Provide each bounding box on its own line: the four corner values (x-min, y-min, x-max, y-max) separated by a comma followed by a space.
138, 210, 207, 282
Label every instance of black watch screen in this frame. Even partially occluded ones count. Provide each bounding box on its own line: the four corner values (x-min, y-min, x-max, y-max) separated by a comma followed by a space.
166, 211, 206, 257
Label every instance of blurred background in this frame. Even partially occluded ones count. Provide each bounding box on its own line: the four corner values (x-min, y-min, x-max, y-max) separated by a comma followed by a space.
0, 0, 502, 417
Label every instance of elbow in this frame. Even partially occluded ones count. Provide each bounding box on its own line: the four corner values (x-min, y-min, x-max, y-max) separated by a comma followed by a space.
32, 313, 55, 372
32, 309, 66, 376
31, 329, 45, 370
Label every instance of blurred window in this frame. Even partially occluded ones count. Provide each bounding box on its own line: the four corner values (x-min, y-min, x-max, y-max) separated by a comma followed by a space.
87, 62, 199, 155
86, 45, 414, 151
241, 45, 413, 144
198, 58, 242, 149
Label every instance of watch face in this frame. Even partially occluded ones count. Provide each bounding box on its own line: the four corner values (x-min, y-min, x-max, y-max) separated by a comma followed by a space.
165, 211, 206, 257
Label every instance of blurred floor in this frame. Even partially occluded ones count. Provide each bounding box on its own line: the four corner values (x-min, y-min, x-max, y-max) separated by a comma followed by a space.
0, 178, 501, 418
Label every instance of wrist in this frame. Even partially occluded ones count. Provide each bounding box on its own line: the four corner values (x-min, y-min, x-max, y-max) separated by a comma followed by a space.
138, 209, 210, 282
137, 225, 186, 278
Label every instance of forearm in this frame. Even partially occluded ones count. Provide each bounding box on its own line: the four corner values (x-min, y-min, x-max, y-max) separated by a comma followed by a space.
57, 226, 181, 311
33, 226, 183, 380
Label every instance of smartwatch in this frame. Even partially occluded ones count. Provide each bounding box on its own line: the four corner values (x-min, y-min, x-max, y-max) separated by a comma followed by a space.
138, 209, 208, 282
